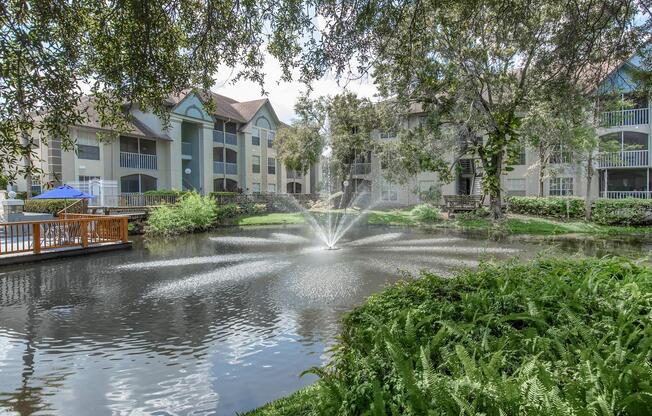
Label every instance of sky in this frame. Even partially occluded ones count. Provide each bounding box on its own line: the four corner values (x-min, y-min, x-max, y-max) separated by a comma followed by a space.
212, 52, 379, 124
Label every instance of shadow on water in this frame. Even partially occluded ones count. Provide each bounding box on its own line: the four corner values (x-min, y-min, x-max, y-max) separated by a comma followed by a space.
0, 225, 650, 415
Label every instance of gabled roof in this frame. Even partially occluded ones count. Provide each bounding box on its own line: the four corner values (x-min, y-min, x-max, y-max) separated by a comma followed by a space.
76, 96, 168, 139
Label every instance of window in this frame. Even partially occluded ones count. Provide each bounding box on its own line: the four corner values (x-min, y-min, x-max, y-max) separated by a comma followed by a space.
267, 131, 275, 148
252, 182, 261, 193
287, 182, 302, 193
78, 144, 100, 160
381, 180, 398, 201
549, 177, 573, 196
79, 175, 101, 182
267, 183, 276, 193
379, 131, 397, 139
120, 174, 157, 193
119, 136, 156, 155
511, 147, 526, 165
252, 155, 260, 173
550, 145, 571, 164
31, 178, 41, 194
506, 178, 526, 196
139, 139, 156, 155
252, 127, 260, 146
267, 157, 276, 174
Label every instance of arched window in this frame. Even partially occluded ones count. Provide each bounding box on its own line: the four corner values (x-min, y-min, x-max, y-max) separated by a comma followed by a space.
120, 174, 157, 193
214, 178, 238, 192
255, 116, 271, 130
286, 182, 302, 194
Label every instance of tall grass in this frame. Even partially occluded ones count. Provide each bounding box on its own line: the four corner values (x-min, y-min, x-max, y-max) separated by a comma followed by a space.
292, 258, 652, 415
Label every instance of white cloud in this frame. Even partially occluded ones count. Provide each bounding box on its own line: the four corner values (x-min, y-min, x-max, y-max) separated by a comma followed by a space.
212, 53, 379, 124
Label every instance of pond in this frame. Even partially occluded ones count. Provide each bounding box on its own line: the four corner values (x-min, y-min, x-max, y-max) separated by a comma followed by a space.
0, 226, 650, 415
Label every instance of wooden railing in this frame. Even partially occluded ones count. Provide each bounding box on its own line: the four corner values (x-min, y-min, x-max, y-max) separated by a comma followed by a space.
0, 215, 128, 256
597, 150, 649, 168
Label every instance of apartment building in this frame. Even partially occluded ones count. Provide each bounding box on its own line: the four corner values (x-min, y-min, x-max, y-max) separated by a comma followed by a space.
13, 90, 312, 198
346, 54, 651, 206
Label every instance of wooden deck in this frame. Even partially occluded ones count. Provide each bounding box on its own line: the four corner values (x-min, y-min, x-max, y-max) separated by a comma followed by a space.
0, 214, 130, 265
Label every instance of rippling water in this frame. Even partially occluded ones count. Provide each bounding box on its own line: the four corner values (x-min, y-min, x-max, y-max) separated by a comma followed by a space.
0, 226, 649, 415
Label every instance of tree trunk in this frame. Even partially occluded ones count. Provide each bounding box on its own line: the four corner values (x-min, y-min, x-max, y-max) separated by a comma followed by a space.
585, 153, 594, 220
538, 144, 545, 197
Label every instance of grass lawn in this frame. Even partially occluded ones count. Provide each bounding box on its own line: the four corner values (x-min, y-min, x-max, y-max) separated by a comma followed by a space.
234, 209, 651, 236
236, 212, 306, 226
245, 257, 652, 415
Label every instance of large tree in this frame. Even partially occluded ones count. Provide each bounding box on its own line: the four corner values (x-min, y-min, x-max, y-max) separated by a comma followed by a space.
0, 0, 314, 188
296, 0, 646, 218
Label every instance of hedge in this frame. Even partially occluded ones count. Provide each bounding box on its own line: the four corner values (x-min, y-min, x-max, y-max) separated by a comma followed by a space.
592, 198, 652, 226
23, 199, 85, 215
506, 196, 585, 218
143, 189, 188, 197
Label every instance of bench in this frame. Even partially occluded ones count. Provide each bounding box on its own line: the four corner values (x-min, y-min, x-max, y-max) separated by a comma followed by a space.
443, 195, 483, 216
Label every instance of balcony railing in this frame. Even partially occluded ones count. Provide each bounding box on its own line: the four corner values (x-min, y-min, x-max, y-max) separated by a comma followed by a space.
603, 191, 652, 199
181, 141, 192, 156
119, 152, 157, 170
213, 161, 238, 175
213, 130, 224, 143
353, 163, 371, 175
225, 132, 237, 146
287, 170, 303, 179
600, 108, 649, 127
597, 150, 649, 168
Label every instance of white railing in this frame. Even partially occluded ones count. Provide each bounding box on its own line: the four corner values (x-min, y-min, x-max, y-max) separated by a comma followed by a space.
213, 130, 224, 143
286, 170, 303, 179
181, 141, 193, 156
603, 191, 652, 199
600, 108, 649, 127
213, 162, 237, 175
597, 150, 649, 168
119, 152, 157, 170
225, 132, 237, 145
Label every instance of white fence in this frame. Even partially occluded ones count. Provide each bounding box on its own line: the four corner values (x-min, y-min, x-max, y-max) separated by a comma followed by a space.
600, 108, 649, 127
597, 150, 648, 168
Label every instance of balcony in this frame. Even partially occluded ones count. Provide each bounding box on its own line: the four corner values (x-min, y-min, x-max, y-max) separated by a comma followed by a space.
213, 131, 236, 145
352, 163, 371, 175
120, 152, 157, 170
603, 191, 652, 199
597, 150, 649, 168
600, 108, 649, 127
287, 170, 303, 179
213, 161, 238, 175
213, 130, 224, 143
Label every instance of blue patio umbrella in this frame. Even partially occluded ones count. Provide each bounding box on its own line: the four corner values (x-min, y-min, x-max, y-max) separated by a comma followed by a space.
34, 185, 95, 214
34, 185, 95, 200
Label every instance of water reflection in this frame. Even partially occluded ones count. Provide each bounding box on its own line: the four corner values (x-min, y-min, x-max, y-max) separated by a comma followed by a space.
0, 226, 649, 415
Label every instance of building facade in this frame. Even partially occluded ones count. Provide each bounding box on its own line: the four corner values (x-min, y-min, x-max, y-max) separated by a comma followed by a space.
13, 90, 312, 198
346, 55, 651, 206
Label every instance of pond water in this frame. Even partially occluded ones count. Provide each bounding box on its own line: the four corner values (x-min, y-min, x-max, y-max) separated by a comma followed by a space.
0, 226, 650, 415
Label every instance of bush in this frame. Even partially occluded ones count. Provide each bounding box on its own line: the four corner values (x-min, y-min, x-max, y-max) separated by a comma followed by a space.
146, 192, 217, 236
23, 199, 85, 215
304, 258, 652, 415
410, 204, 442, 223
506, 196, 585, 218
214, 203, 240, 224
143, 189, 187, 197
592, 198, 652, 226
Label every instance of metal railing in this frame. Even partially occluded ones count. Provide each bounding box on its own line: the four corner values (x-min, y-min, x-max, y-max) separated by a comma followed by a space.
597, 150, 649, 168
119, 193, 178, 206
119, 152, 157, 170
600, 108, 649, 127
181, 141, 193, 156
213, 161, 238, 175
353, 163, 371, 175
1, 215, 128, 255
602, 191, 652, 199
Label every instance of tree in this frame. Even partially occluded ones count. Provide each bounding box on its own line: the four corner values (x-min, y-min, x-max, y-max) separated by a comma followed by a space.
0, 0, 315, 186
296, 0, 646, 218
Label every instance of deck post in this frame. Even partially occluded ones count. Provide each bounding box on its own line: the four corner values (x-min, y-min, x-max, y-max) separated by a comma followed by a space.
81, 219, 89, 248
120, 217, 129, 243
33, 224, 41, 254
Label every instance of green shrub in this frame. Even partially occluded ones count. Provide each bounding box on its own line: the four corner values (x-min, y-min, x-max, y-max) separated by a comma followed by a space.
143, 189, 187, 197
146, 192, 217, 236
209, 191, 238, 198
304, 258, 652, 416
506, 196, 585, 218
23, 199, 85, 215
410, 204, 442, 223
215, 203, 240, 224
592, 198, 652, 226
